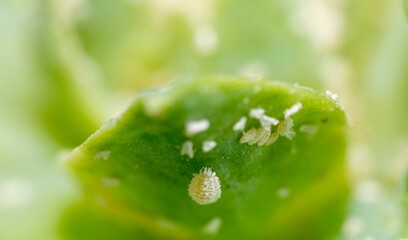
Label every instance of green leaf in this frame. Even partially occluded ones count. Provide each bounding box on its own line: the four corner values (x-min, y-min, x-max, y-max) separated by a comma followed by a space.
404, 0, 408, 19
61, 77, 348, 239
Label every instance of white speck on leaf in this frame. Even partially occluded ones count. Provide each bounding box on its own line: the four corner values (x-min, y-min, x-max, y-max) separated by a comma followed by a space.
284, 102, 303, 119
94, 150, 110, 160
233, 117, 247, 131
203, 141, 217, 153
326, 90, 339, 101
300, 125, 318, 135
181, 141, 194, 159
260, 115, 279, 129
249, 108, 265, 119
203, 217, 222, 235
186, 119, 210, 137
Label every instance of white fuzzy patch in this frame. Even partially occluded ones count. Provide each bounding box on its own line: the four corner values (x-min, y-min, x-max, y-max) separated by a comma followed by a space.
186, 119, 210, 137
249, 108, 265, 119
181, 141, 194, 159
202, 140, 217, 153
260, 115, 279, 129
284, 102, 303, 119
233, 117, 247, 132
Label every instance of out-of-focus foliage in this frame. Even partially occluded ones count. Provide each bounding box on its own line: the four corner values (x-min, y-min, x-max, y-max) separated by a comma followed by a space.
1, 0, 408, 239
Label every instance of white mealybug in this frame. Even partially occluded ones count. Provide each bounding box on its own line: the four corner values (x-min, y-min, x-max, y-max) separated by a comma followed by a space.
185, 119, 210, 137
284, 102, 302, 119
188, 168, 221, 205
249, 108, 265, 119
233, 117, 247, 132
202, 140, 217, 153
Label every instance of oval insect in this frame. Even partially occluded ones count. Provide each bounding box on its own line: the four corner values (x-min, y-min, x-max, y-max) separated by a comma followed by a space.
188, 167, 221, 205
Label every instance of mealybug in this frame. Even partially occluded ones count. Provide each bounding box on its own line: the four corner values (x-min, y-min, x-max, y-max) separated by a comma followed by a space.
188, 168, 221, 205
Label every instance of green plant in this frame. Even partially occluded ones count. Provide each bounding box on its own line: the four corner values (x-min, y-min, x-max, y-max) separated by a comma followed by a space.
61, 77, 348, 239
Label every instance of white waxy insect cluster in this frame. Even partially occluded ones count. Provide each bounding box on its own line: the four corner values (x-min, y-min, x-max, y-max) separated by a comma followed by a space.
188, 168, 221, 205
239, 102, 303, 146
181, 118, 214, 159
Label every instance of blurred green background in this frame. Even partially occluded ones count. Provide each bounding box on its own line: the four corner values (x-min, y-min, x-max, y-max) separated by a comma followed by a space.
1, 0, 408, 239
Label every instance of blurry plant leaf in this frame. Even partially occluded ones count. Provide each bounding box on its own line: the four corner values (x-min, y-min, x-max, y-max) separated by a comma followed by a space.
61, 77, 348, 239
404, 0, 408, 20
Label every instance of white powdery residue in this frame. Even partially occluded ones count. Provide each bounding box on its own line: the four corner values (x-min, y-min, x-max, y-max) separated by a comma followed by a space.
299, 125, 318, 135
249, 108, 265, 119
0, 178, 33, 208
194, 25, 218, 56
94, 150, 110, 160
277, 188, 290, 198
203, 217, 222, 235
260, 115, 279, 129
284, 102, 303, 119
326, 90, 339, 101
186, 119, 210, 137
203, 140, 217, 153
233, 117, 247, 132
181, 141, 194, 159
101, 178, 120, 187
